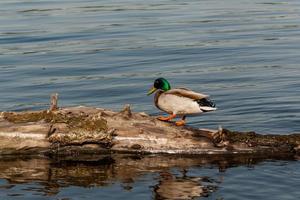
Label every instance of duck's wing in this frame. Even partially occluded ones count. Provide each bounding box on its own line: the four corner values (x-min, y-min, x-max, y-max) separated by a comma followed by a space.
165, 88, 209, 100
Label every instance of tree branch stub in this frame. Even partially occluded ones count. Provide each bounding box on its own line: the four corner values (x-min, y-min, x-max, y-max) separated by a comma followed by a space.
50, 93, 59, 111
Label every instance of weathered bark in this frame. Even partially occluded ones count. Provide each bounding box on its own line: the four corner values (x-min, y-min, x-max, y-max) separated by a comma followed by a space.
0, 105, 299, 156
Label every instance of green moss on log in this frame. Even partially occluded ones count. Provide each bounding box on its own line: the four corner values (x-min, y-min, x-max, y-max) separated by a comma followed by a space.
3, 111, 51, 123
48, 131, 112, 146
3, 110, 111, 147
3, 111, 108, 133
223, 129, 300, 148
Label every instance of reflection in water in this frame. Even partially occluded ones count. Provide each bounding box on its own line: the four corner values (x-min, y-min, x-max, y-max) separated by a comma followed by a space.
0, 154, 296, 199
154, 171, 217, 199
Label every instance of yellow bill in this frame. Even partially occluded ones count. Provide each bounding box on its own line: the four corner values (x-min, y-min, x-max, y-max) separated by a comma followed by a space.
147, 87, 157, 96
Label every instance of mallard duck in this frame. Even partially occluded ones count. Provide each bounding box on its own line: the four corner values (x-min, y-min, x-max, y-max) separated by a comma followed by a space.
147, 78, 216, 126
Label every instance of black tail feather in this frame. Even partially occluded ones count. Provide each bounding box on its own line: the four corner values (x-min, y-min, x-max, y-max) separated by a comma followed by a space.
195, 98, 216, 108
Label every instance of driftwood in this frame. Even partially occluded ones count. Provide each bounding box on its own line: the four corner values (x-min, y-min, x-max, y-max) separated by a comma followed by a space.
0, 95, 300, 157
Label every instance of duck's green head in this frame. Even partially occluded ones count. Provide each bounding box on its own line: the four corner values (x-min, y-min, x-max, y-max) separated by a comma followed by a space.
147, 78, 171, 95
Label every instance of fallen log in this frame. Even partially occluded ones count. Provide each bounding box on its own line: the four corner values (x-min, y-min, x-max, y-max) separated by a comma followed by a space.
0, 95, 299, 156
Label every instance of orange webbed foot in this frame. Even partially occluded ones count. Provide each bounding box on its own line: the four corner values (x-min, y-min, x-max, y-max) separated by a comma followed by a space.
175, 120, 186, 126
157, 116, 171, 121
175, 115, 186, 126
157, 114, 176, 121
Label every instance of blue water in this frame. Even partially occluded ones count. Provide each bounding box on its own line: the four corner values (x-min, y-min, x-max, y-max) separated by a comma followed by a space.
0, 156, 300, 200
1, 0, 300, 199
